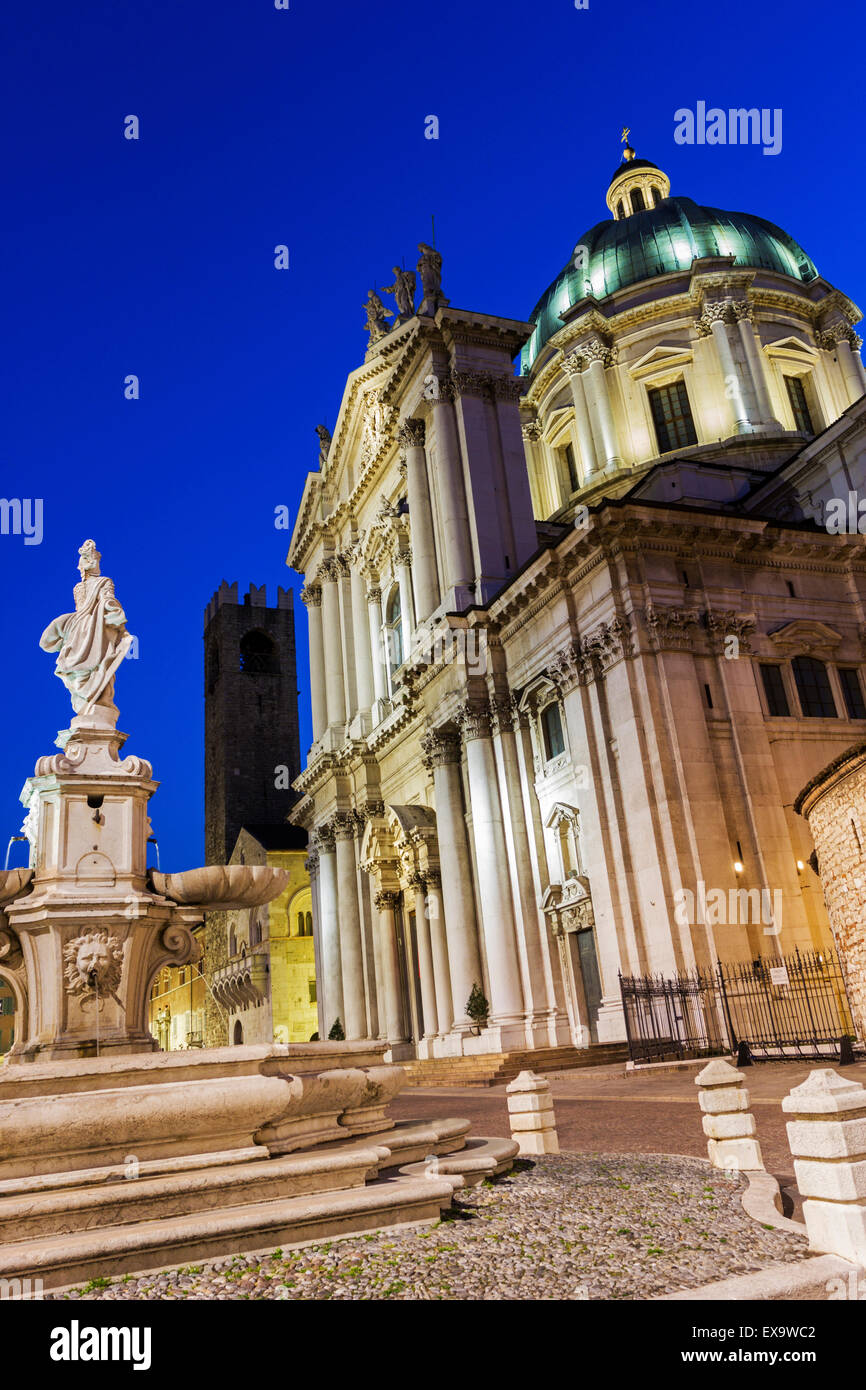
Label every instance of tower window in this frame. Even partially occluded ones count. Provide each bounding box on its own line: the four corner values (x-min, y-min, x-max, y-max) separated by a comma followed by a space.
759, 664, 790, 717
839, 667, 866, 719
239, 630, 280, 675
651, 185, 662, 207
541, 703, 566, 761
785, 376, 814, 435
792, 656, 837, 718
630, 187, 646, 213
648, 380, 698, 454
616, 199, 625, 220
562, 442, 579, 494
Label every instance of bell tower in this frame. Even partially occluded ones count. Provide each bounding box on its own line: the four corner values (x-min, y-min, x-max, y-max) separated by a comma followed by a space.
203, 582, 301, 866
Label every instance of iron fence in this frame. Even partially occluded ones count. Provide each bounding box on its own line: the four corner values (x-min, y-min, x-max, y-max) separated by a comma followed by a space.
620, 949, 858, 1065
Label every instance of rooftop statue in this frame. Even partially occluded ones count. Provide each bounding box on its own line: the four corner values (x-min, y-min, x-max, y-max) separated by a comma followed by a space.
39, 539, 135, 717
315, 423, 332, 466
382, 266, 416, 321
363, 288, 393, 342
417, 242, 445, 315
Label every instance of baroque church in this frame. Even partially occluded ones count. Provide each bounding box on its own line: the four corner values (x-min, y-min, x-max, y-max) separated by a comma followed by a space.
287, 139, 866, 1059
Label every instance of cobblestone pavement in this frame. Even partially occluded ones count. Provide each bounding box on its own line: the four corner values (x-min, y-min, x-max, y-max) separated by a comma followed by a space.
391, 1059, 866, 1220
55, 1152, 808, 1302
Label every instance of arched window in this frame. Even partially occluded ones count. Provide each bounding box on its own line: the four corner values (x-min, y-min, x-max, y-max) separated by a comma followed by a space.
228, 925, 237, 957
305, 911, 313, 936
792, 656, 837, 718
385, 587, 403, 672
249, 913, 262, 947
616, 199, 625, 220
206, 642, 220, 693
239, 630, 280, 675
233, 1020, 244, 1045
651, 185, 662, 207
296, 910, 305, 935
541, 702, 566, 761
630, 187, 646, 213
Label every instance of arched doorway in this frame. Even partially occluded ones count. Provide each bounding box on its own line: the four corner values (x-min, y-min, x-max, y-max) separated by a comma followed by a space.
233, 1019, 244, 1045
0, 975, 16, 1055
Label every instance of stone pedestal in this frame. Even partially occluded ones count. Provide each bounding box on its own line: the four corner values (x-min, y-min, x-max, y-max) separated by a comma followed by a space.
783, 1068, 866, 1265
696, 1058, 764, 1171
506, 1070, 560, 1155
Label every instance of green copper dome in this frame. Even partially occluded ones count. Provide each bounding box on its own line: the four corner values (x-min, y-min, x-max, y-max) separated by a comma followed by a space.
520, 195, 819, 373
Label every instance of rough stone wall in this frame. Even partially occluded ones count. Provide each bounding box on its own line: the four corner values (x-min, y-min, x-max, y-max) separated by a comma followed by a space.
202, 911, 229, 1048
800, 748, 866, 1043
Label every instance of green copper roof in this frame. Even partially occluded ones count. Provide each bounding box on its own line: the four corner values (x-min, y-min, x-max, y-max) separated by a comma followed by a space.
520, 195, 819, 373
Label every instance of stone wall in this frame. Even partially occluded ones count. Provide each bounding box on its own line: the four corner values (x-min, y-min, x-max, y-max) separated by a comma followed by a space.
796, 742, 866, 1042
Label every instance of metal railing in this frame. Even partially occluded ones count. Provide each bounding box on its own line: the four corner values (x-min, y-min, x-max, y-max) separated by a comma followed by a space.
620, 949, 858, 1065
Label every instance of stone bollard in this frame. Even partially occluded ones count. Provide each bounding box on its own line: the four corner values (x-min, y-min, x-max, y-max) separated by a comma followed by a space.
506, 1070, 560, 1155
695, 1058, 764, 1171
783, 1068, 866, 1265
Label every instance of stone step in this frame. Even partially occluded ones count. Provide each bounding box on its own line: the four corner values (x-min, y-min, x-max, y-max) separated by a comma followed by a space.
0, 1172, 460, 1292
0, 1119, 505, 1292
400, 1043, 628, 1088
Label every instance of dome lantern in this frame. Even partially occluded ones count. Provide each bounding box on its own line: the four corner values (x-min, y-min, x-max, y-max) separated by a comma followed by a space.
606, 131, 671, 220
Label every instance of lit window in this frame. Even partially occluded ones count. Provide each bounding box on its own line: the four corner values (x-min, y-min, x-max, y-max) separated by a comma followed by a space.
785, 376, 814, 435
792, 656, 837, 718
651, 186, 662, 207
616, 199, 625, 220
648, 380, 698, 453
541, 703, 566, 761
630, 188, 646, 213
839, 668, 866, 719
385, 587, 403, 672
759, 664, 790, 717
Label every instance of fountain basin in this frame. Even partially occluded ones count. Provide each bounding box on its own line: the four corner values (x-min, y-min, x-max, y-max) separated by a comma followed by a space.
149, 865, 289, 909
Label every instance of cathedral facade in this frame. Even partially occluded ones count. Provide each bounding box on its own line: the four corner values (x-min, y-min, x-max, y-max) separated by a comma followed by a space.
288, 145, 866, 1058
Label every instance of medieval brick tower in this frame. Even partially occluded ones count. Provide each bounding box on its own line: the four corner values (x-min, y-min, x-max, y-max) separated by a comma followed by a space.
204, 582, 301, 866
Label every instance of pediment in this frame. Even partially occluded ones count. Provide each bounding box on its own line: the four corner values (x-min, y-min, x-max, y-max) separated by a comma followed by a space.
764, 335, 819, 358
629, 341, 693, 378
767, 620, 842, 658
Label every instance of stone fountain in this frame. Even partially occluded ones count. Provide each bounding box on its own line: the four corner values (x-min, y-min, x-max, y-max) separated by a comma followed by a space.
0, 541, 515, 1290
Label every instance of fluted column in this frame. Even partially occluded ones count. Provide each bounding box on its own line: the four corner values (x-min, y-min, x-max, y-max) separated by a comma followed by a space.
562, 353, 600, 482
425, 869, 453, 1034
732, 302, 779, 428
820, 324, 866, 405
490, 696, 554, 1021
421, 727, 483, 1031
399, 420, 440, 621
334, 812, 366, 1039
320, 562, 346, 727
315, 826, 343, 1033
411, 873, 438, 1038
374, 890, 404, 1042
305, 847, 324, 1037
301, 584, 326, 742
580, 340, 621, 472
350, 564, 374, 712
457, 703, 525, 1024
699, 303, 754, 433
429, 383, 475, 602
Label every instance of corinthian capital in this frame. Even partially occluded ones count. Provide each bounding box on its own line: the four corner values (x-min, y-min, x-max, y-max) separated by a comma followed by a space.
313, 823, 336, 853
455, 701, 492, 742
420, 726, 462, 768
521, 420, 543, 442
561, 351, 586, 377
580, 337, 616, 368
300, 583, 323, 608
398, 419, 426, 448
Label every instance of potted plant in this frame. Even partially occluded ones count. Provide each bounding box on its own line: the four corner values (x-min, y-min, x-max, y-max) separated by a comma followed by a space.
466, 983, 489, 1035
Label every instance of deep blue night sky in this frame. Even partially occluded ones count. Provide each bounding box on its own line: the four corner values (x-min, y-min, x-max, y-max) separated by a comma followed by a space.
1, 0, 863, 870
